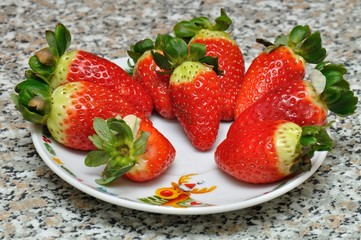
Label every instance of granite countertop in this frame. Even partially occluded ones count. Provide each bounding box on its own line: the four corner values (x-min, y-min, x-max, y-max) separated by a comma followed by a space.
1, 0, 360, 239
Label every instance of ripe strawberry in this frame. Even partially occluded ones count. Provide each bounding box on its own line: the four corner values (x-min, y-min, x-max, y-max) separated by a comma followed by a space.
174, 9, 245, 121
152, 37, 222, 151
234, 25, 327, 118
12, 77, 145, 151
228, 62, 358, 136
215, 119, 333, 184
170, 61, 221, 151
28, 23, 153, 116
127, 36, 175, 119
84, 115, 175, 184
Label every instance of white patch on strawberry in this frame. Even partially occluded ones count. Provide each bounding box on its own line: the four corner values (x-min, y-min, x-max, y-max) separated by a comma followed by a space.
275, 122, 302, 175
122, 114, 141, 140
310, 69, 326, 95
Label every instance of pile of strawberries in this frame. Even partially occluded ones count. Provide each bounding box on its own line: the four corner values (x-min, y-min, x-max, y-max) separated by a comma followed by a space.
13, 9, 357, 185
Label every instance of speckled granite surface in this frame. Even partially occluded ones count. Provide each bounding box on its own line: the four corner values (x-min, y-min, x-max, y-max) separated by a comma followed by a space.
1, 0, 360, 239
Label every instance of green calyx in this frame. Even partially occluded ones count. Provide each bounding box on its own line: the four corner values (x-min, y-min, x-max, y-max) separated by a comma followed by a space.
151, 35, 223, 75
173, 8, 232, 42
127, 38, 154, 68
315, 62, 358, 116
291, 125, 333, 173
28, 23, 71, 83
12, 75, 52, 124
256, 25, 327, 64
84, 116, 150, 185
126, 34, 174, 74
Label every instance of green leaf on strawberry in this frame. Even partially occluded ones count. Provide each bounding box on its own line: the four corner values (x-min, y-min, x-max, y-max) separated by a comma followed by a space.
12, 76, 52, 124
127, 34, 174, 71
84, 150, 111, 167
314, 62, 358, 116
92, 117, 116, 144
127, 38, 155, 65
188, 43, 206, 61
29, 23, 71, 82
173, 8, 232, 42
54, 23, 71, 57
164, 37, 189, 65
28, 55, 56, 82
151, 36, 222, 75
290, 125, 333, 173
300, 125, 333, 158
214, 9, 232, 31
150, 51, 173, 72
85, 116, 150, 185
257, 25, 327, 64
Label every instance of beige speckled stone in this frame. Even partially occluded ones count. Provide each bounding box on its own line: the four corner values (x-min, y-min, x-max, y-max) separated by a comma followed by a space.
1, 0, 360, 239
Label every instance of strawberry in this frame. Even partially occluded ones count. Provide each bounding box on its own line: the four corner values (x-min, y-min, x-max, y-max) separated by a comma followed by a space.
215, 119, 333, 184
228, 62, 358, 135
84, 115, 175, 184
127, 35, 175, 119
151, 37, 222, 151
27, 23, 153, 116
234, 25, 327, 118
170, 61, 221, 151
12, 77, 145, 150
174, 9, 245, 121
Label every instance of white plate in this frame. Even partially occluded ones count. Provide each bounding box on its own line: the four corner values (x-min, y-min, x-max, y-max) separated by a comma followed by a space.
30, 58, 328, 215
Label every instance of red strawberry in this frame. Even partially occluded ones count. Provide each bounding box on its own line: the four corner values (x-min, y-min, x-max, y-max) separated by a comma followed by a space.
234, 25, 327, 118
215, 119, 333, 184
170, 61, 221, 150
228, 62, 358, 136
174, 9, 245, 121
12, 77, 145, 150
152, 37, 222, 151
28, 23, 153, 116
128, 36, 175, 119
84, 115, 175, 184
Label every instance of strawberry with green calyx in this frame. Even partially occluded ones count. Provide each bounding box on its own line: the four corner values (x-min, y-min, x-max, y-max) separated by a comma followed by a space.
228, 62, 357, 136
85, 115, 175, 184
228, 62, 358, 136
215, 119, 333, 184
13, 77, 145, 151
174, 9, 245, 121
28, 23, 153, 116
152, 37, 222, 151
127, 35, 175, 119
234, 25, 327, 118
